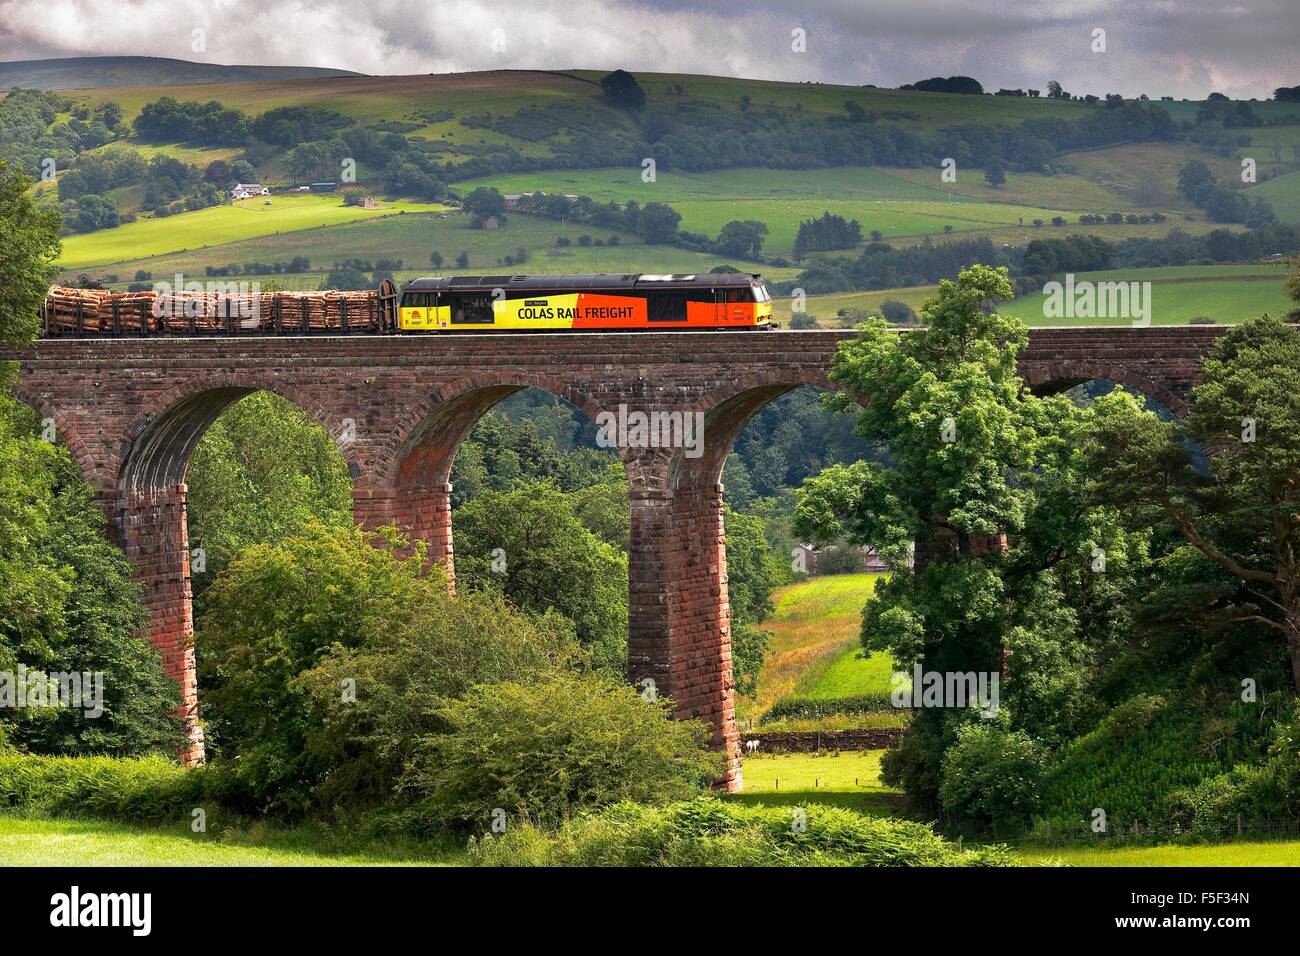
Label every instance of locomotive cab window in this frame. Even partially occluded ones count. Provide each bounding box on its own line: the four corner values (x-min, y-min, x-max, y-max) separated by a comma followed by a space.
451, 294, 494, 324
723, 288, 751, 303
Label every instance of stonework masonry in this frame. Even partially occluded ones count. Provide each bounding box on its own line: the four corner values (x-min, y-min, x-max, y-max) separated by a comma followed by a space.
3, 326, 1224, 787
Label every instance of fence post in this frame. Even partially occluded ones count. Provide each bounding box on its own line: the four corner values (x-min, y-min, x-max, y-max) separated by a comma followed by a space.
1237, 813, 1244, 837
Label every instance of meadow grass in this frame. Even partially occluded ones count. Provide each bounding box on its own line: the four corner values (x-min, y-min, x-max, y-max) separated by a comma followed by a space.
1016, 840, 1300, 867
468, 165, 1080, 253
808, 644, 897, 699
57, 195, 454, 270
1248, 168, 1300, 223
1001, 271, 1292, 326
0, 812, 459, 867
79, 210, 791, 285
737, 573, 887, 724
731, 750, 907, 816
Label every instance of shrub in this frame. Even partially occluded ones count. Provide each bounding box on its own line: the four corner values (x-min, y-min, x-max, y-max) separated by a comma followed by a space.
409, 675, 718, 830
466, 797, 1013, 867
939, 718, 1044, 831
294, 589, 585, 809
762, 693, 893, 724
0, 754, 202, 823
196, 522, 445, 811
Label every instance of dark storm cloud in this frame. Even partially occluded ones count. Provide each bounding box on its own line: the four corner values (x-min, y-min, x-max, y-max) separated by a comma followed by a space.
0, 0, 1293, 98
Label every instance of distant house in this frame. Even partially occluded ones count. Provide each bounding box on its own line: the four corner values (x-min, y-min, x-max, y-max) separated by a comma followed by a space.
503, 193, 525, 209
481, 216, 500, 229
230, 183, 269, 200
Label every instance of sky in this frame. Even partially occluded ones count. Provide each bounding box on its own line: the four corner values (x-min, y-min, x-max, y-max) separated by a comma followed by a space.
0, 0, 1294, 99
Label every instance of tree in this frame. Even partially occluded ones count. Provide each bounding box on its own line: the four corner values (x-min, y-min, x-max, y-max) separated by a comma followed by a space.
0, 395, 182, 756
716, 219, 768, 259
196, 523, 444, 806
1177, 159, 1217, 205
635, 202, 682, 244
599, 70, 646, 110
878, 299, 917, 325
429, 251, 444, 268
0, 161, 62, 347
455, 482, 629, 673
793, 265, 1139, 808
186, 391, 353, 602
1092, 317, 1300, 692
983, 159, 1006, 187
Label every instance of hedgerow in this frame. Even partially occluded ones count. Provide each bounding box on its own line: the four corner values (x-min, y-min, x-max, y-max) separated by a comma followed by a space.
466, 797, 1012, 867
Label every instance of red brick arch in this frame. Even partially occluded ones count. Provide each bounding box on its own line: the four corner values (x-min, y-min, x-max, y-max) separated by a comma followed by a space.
6, 383, 101, 485
1022, 363, 1187, 416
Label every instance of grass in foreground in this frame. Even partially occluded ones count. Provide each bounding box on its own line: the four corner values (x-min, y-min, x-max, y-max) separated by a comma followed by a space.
0, 813, 458, 867
1016, 840, 1300, 867
733, 750, 907, 816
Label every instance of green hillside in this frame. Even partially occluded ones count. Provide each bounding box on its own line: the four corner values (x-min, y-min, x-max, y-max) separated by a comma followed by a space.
0, 55, 361, 90
2, 65, 1293, 308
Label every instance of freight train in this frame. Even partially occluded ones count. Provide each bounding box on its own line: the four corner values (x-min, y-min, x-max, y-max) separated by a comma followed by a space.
40, 273, 775, 337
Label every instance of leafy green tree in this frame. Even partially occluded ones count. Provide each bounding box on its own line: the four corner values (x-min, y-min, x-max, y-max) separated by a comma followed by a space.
725, 507, 779, 697
794, 265, 1141, 808
455, 482, 629, 674
293, 587, 584, 810
0, 396, 181, 755
186, 392, 353, 604
716, 219, 768, 259
196, 523, 442, 807
1091, 317, 1300, 692
599, 70, 646, 110
0, 161, 61, 347
983, 159, 1006, 187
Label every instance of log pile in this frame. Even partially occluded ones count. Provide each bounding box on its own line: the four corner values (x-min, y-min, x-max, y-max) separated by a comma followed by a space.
42, 285, 389, 336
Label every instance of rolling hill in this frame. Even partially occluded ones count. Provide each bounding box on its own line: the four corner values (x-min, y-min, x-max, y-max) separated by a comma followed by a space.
0, 55, 361, 90
2, 62, 1293, 311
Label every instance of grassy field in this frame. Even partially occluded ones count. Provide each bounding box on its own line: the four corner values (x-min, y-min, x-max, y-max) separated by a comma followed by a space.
1016, 840, 1300, 866
731, 750, 906, 815
738, 573, 899, 727
56, 195, 453, 270
1249, 168, 1300, 223
0, 813, 455, 866
469, 166, 1117, 254
75, 210, 791, 286
1001, 264, 1293, 325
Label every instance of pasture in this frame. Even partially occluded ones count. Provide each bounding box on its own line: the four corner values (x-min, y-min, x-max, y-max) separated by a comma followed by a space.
56, 195, 453, 270
77, 209, 790, 286
1000, 264, 1294, 326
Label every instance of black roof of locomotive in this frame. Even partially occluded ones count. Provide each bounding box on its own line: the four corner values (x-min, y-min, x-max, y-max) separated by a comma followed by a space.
402, 273, 763, 293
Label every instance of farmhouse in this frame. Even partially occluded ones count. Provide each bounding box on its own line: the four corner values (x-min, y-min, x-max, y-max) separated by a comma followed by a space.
230, 183, 269, 200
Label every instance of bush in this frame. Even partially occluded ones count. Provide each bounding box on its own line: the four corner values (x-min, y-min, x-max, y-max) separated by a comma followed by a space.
467, 797, 1013, 866
294, 589, 585, 810
0, 754, 202, 823
196, 523, 446, 810
762, 693, 893, 724
409, 675, 718, 830
938, 718, 1044, 831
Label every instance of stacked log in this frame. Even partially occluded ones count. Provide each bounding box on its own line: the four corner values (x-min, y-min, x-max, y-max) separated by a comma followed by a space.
41, 286, 387, 336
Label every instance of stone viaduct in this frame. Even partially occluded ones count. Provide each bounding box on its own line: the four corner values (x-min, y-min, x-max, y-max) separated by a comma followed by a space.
2, 326, 1224, 789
